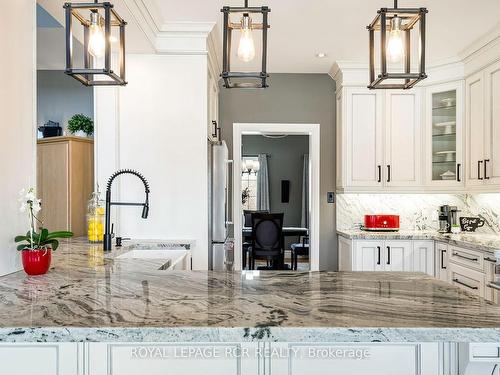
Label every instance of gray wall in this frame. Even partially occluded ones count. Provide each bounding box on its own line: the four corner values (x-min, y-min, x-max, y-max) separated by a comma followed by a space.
37, 70, 94, 133
243, 135, 308, 227
219, 73, 337, 270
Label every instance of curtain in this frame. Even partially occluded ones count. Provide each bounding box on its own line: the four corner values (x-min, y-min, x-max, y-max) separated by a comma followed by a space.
301, 154, 310, 228
256, 154, 270, 211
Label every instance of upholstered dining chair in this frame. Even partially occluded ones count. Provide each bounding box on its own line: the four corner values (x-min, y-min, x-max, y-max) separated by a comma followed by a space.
249, 213, 284, 270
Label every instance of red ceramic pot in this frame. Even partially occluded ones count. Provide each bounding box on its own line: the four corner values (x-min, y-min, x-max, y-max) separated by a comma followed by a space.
21, 248, 52, 276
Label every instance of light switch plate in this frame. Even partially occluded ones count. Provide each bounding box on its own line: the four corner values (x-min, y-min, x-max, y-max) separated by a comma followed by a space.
327, 192, 335, 203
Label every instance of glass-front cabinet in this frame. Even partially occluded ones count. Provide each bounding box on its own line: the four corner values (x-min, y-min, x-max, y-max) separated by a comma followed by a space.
425, 81, 464, 188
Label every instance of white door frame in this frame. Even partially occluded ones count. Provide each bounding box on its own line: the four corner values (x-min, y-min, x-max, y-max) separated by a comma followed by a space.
232, 123, 321, 271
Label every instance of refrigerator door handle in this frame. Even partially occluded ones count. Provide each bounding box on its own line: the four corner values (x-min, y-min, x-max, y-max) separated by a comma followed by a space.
225, 160, 233, 225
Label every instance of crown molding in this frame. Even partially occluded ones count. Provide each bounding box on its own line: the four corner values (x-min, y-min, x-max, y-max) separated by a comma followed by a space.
123, 0, 216, 55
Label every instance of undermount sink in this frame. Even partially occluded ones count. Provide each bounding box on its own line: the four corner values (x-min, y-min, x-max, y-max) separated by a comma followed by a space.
116, 249, 191, 270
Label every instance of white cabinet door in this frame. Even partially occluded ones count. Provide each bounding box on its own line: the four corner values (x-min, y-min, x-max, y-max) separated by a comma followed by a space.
465, 71, 486, 186
207, 70, 219, 141
385, 90, 422, 188
412, 241, 435, 276
87, 343, 259, 375
269, 342, 440, 375
345, 88, 384, 188
353, 240, 384, 271
485, 60, 500, 185
0, 343, 80, 375
384, 240, 413, 271
435, 242, 449, 281
424, 81, 465, 188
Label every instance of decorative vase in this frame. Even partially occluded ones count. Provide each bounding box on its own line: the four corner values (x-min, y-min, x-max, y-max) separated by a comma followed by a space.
74, 130, 86, 137
21, 248, 52, 275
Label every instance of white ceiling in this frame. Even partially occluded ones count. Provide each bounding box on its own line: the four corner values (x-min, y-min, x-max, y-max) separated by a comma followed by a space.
39, 0, 500, 73
149, 0, 500, 73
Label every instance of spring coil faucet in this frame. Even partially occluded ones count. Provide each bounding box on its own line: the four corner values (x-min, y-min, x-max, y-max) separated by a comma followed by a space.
103, 169, 150, 251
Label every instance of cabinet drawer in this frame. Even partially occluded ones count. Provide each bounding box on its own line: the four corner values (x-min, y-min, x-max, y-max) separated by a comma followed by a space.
449, 246, 483, 271
448, 263, 485, 297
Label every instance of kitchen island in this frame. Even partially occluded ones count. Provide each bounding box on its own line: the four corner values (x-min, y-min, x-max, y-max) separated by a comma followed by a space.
0, 239, 499, 343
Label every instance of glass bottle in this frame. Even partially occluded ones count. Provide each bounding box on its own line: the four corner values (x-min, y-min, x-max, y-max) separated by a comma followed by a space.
87, 190, 105, 243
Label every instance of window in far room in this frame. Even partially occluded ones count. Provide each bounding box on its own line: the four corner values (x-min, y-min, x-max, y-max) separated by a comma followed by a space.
241, 156, 259, 210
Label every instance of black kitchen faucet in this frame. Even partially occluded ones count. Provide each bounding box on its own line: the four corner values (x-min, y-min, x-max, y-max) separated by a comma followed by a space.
103, 169, 150, 251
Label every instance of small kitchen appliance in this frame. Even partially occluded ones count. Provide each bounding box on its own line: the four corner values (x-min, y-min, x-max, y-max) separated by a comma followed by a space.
363, 215, 400, 232
439, 205, 460, 233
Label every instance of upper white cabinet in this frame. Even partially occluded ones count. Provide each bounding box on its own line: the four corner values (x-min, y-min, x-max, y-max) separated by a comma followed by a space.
207, 68, 219, 142
336, 87, 422, 192
385, 91, 422, 188
484, 60, 500, 185
333, 53, 500, 192
424, 81, 465, 188
342, 87, 383, 188
465, 60, 500, 189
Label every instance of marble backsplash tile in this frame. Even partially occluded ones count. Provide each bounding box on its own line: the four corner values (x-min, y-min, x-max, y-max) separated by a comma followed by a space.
336, 193, 500, 234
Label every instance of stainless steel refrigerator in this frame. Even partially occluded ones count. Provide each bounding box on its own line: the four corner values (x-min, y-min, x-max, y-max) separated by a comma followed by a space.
208, 140, 232, 270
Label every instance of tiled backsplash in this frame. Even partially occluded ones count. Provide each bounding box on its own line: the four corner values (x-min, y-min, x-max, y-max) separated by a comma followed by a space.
336, 193, 500, 234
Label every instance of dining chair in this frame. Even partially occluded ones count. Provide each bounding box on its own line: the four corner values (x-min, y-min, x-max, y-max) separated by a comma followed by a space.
290, 235, 309, 271
242, 210, 269, 269
249, 213, 284, 270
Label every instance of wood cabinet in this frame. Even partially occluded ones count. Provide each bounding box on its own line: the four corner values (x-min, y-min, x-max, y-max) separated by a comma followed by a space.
37, 136, 94, 237
336, 87, 422, 192
0, 343, 80, 375
340, 238, 434, 276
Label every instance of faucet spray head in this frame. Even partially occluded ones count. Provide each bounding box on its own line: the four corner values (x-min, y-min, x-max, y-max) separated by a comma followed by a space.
141, 204, 149, 219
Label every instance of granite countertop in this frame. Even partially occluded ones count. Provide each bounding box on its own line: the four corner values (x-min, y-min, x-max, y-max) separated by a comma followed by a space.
0, 239, 500, 343
337, 230, 500, 253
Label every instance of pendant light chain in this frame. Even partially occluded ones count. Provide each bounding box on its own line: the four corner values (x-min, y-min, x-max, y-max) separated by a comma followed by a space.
394, 0, 398, 8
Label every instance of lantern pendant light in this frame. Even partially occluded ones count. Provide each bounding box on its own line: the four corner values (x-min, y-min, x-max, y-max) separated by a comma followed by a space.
367, 0, 428, 89
64, 0, 127, 86
221, 0, 270, 89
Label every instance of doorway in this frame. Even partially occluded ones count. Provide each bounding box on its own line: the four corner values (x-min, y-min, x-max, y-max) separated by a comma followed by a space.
233, 123, 320, 271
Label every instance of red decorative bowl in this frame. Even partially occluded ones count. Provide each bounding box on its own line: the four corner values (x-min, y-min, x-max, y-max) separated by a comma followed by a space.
21, 248, 52, 276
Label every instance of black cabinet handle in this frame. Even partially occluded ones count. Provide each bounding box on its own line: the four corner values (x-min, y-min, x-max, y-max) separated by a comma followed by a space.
377, 246, 381, 265
377, 165, 381, 183
485, 159, 490, 180
441, 250, 447, 270
456, 163, 461, 182
478, 160, 483, 180
452, 252, 478, 262
212, 120, 219, 139
453, 278, 478, 290
386, 246, 391, 265
387, 165, 391, 183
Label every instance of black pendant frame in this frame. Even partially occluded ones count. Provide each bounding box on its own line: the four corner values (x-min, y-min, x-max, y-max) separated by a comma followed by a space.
367, 1, 428, 89
221, 1, 270, 89
64, 1, 127, 86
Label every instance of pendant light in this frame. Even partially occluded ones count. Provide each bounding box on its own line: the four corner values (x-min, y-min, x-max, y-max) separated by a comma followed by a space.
367, 0, 428, 89
64, 0, 127, 86
221, 0, 270, 89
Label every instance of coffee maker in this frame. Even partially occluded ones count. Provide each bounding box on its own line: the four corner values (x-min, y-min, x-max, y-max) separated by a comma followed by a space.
439, 205, 459, 233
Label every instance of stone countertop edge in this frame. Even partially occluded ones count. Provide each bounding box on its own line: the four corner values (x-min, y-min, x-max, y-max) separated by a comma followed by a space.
337, 230, 500, 253
1, 327, 500, 343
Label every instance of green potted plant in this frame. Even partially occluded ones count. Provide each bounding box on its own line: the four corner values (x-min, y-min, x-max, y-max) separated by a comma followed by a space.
67, 113, 94, 137
14, 188, 73, 275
